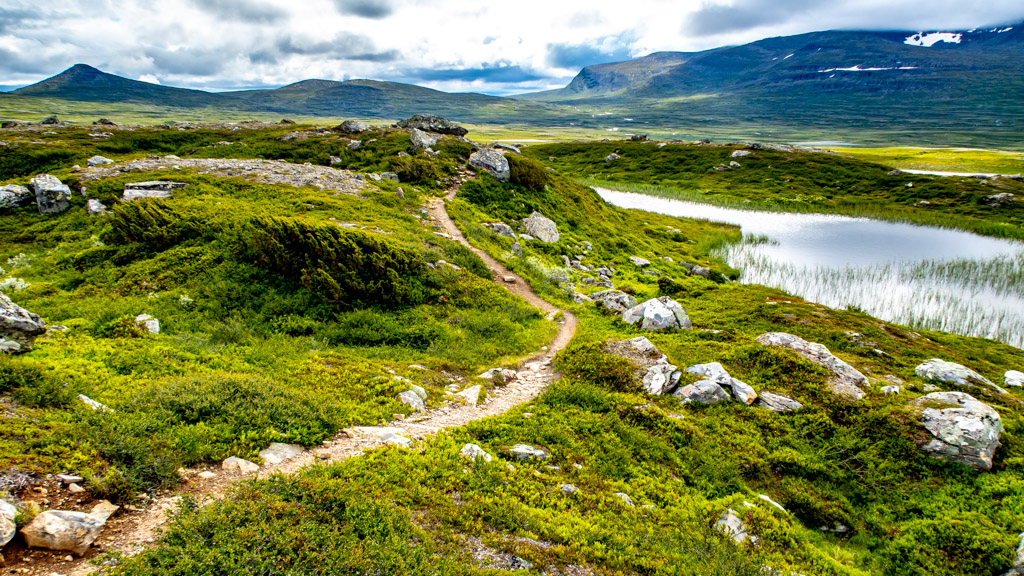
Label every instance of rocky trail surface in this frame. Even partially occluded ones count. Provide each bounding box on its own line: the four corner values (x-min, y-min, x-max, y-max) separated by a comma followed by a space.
5, 164, 576, 576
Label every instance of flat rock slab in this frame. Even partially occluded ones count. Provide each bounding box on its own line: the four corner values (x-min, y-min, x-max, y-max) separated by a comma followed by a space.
756, 391, 803, 413
122, 181, 187, 202
756, 332, 867, 399
916, 358, 1007, 394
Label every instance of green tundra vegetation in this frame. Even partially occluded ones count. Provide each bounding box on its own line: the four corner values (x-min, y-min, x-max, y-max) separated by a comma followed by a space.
524, 141, 1024, 241
2, 125, 1023, 575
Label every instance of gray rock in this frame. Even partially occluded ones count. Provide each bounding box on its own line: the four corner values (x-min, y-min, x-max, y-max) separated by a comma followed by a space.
31, 174, 71, 215
222, 456, 259, 474
469, 149, 510, 182
381, 171, 399, 181
560, 484, 579, 495
455, 385, 482, 406
410, 384, 427, 399
409, 128, 440, 150
571, 292, 592, 305
460, 443, 493, 462
122, 181, 187, 202
642, 362, 679, 395
258, 443, 304, 465
982, 193, 1015, 207
756, 391, 803, 413
622, 297, 692, 331
910, 391, 1002, 470
522, 211, 560, 243
509, 444, 548, 461
398, 390, 425, 412
1, 498, 16, 547
756, 332, 867, 399
397, 114, 468, 136
512, 242, 522, 257
629, 256, 651, 267
613, 492, 635, 507
729, 379, 758, 405
916, 359, 1007, 394
478, 368, 517, 384
674, 380, 730, 404
86, 155, 113, 166
1006, 370, 1024, 387
86, 198, 107, 215
483, 222, 516, 239
882, 385, 901, 395
1, 292, 47, 354
731, 150, 751, 158
348, 140, 362, 150
604, 153, 620, 163
135, 313, 159, 334
590, 290, 637, 313
715, 509, 749, 544
0, 184, 33, 209
21, 501, 119, 555
381, 432, 413, 448
493, 142, 520, 154
40, 115, 60, 125
336, 120, 370, 134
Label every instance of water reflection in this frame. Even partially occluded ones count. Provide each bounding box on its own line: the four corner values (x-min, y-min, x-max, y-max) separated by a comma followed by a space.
595, 188, 1024, 348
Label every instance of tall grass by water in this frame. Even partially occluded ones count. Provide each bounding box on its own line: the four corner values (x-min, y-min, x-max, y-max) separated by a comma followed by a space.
720, 242, 1024, 347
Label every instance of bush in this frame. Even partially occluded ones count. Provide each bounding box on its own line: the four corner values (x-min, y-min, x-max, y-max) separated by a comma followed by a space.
104, 201, 209, 250
243, 217, 432, 309
554, 340, 640, 393
507, 154, 548, 192
881, 514, 1015, 576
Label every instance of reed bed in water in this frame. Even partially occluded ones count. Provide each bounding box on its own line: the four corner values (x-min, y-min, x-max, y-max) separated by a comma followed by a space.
718, 243, 1024, 347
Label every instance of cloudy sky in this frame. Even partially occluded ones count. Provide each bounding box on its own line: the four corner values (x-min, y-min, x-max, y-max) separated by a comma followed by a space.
1, 0, 1022, 95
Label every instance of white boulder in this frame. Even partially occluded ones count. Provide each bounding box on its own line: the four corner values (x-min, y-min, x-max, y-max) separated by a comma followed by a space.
1007, 370, 1024, 388
31, 174, 71, 215
622, 297, 691, 331
460, 443, 493, 462
21, 501, 118, 555
522, 212, 560, 243
910, 391, 1003, 470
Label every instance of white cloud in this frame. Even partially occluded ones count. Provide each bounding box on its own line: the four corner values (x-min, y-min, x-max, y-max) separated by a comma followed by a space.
0, 0, 1021, 95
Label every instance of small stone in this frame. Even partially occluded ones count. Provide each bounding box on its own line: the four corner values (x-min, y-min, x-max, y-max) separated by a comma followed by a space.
455, 385, 482, 406
135, 314, 159, 334
68, 484, 85, 494
509, 444, 548, 461
56, 475, 83, 485
613, 492, 635, 507
756, 392, 803, 413
460, 443, 493, 462
198, 471, 216, 479
560, 484, 579, 495
86, 155, 114, 166
222, 456, 259, 474
259, 443, 304, 465
715, 508, 749, 544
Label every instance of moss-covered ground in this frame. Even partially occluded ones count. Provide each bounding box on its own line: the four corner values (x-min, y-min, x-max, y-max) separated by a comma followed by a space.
2, 125, 1024, 575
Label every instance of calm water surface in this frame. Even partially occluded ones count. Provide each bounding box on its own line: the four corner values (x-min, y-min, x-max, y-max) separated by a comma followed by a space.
596, 188, 1024, 348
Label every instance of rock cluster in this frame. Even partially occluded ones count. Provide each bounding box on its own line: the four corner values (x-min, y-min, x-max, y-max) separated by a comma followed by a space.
684, 362, 757, 404
910, 391, 1003, 470
756, 332, 867, 399
482, 222, 516, 239
1, 293, 47, 354
622, 297, 691, 331
590, 290, 637, 313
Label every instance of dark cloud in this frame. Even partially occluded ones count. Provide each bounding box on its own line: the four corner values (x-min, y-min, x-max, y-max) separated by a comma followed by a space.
0, 7, 41, 32
248, 33, 399, 64
409, 64, 545, 84
684, 0, 817, 36
546, 36, 635, 69
333, 0, 393, 19
189, 0, 287, 24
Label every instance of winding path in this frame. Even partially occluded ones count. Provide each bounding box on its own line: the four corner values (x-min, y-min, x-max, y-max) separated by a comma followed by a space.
54, 178, 577, 575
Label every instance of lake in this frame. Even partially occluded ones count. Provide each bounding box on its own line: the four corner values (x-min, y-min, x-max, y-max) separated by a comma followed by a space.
595, 188, 1024, 348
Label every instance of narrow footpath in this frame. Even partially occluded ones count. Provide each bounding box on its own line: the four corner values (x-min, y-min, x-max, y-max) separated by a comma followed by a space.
51, 181, 577, 576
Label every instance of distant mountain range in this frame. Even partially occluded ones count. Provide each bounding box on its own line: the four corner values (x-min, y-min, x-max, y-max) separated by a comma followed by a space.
4, 23, 1023, 146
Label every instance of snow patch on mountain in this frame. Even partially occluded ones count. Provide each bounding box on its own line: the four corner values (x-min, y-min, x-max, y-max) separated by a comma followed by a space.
905, 32, 963, 47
